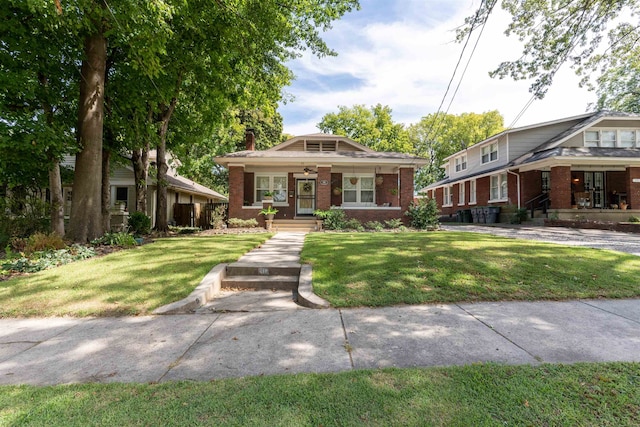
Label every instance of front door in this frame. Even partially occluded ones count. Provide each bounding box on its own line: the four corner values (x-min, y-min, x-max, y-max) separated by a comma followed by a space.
296, 179, 316, 215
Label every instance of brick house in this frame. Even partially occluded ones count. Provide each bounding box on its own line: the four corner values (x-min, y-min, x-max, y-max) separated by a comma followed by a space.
215, 131, 428, 227
423, 111, 640, 222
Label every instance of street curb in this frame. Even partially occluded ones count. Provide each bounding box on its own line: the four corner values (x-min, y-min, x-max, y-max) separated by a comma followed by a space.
153, 263, 227, 314
297, 264, 330, 309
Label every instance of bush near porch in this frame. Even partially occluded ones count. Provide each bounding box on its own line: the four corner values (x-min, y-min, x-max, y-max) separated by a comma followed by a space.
301, 232, 640, 307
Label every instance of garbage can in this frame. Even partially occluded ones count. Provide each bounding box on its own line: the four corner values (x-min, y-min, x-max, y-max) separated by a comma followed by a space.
477, 207, 486, 223
456, 210, 463, 223
462, 209, 472, 223
485, 206, 501, 224
470, 207, 477, 223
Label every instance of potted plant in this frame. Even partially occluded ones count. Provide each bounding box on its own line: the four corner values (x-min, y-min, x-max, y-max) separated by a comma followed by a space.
259, 205, 278, 220
349, 177, 358, 185
389, 188, 398, 196
620, 200, 628, 210
263, 191, 273, 201
333, 187, 342, 196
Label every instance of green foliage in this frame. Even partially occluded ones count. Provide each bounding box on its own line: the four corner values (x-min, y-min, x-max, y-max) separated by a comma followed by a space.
511, 208, 529, 224
228, 218, 259, 228
317, 104, 412, 152
210, 205, 227, 229
1, 245, 95, 274
344, 218, 364, 231
259, 206, 279, 216
168, 226, 202, 235
315, 209, 347, 230
128, 212, 152, 236
0, 196, 51, 248
364, 220, 384, 231
91, 233, 137, 247
405, 198, 440, 230
384, 218, 403, 229
629, 216, 640, 223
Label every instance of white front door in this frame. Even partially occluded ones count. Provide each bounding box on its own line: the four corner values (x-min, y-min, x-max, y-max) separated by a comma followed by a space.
296, 180, 316, 215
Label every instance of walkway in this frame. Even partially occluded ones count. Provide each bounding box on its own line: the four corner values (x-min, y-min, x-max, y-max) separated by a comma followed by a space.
441, 224, 640, 256
1, 299, 639, 385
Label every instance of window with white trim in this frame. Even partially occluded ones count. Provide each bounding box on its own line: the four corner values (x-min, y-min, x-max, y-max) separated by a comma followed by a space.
490, 173, 508, 201
584, 129, 640, 148
481, 143, 498, 164
455, 155, 467, 172
343, 175, 375, 205
443, 185, 453, 206
255, 174, 287, 202
469, 180, 476, 204
458, 182, 465, 205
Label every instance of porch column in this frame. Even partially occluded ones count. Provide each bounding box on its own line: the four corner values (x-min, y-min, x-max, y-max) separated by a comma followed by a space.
228, 164, 245, 219
399, 166, 415, 211
626, 166, 640, 210
549, 165, 571, 209
316, 165, 332, 210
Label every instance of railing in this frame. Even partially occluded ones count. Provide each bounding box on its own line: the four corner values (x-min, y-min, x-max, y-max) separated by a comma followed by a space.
524, 193, 550, 218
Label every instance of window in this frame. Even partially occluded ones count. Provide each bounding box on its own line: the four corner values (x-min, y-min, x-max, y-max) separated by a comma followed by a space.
601, 130, 616, 147
115, 187, 128, 209
584, 131, 600, 147
455, 155, 467, 172
443, 186, 453, 206
255, 175, 287, 202
490, 173, 508, 201
541, 171, 551, 193
343, 176, 375, 205
620, 130, 636, 147
469, 180, 476, 204
481, 143, 498, 164
458, 182, 465, 205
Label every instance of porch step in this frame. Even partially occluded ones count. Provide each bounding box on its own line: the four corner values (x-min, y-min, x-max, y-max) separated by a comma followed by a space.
221, 275, 299, 291
272, 219, 318, 232
226, 262, 301, 277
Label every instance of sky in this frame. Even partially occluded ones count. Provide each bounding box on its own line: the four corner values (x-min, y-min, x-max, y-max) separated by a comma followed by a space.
279, 0, 597, 136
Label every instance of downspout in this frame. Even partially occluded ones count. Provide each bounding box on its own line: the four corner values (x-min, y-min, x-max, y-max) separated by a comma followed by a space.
507, 169, 521, 209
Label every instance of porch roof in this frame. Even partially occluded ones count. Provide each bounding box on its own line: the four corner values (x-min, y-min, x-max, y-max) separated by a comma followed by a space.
215, 150, 428, 167
165, 174, 227, 201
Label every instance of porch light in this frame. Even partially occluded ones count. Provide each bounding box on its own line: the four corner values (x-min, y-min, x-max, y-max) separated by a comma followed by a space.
303, 167, 315, 176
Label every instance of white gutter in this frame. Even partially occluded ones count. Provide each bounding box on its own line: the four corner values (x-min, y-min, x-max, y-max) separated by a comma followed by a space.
506, 169, 521, 209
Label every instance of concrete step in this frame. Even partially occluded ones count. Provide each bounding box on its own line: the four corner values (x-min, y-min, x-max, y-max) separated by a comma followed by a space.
226, 262, 301, 277
222, 275, 299, 291
271, 219, 318, 232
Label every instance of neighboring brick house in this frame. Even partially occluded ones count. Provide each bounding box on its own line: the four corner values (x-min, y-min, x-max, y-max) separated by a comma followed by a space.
423, 111, 640, 222
215, 131, 428, 227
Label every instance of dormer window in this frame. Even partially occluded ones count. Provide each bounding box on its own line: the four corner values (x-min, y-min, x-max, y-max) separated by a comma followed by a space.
481, 143, 498, 164
455, 155, 467, 172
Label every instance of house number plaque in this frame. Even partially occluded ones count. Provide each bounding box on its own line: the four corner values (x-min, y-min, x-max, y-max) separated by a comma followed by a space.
319, 180, 329, 185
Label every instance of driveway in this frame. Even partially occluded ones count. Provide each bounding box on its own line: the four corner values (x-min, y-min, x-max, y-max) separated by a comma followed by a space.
441, 224, 640, 256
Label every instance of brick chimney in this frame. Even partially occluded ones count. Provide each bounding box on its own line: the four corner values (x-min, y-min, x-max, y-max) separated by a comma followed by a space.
245, 128, 256, 151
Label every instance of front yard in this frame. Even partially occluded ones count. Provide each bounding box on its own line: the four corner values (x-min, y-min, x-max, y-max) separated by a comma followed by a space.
301, 232, 640, 307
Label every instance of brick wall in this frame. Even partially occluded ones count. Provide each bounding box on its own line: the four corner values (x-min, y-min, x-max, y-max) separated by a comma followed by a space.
331, 173, 342, 206
244, 172, 254, 205
521, 170, 542, 206
550, 166, 571, 209
476, 176, 490, 206
626, 167, 640, 209
376, 173, 399, 206
317, 167, 332, 210
228, 166, 244, 219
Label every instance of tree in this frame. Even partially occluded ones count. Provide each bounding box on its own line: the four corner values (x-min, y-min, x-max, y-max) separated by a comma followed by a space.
408, 111, 505, 188
317, 104, 412, 152
460, 0, 639, 100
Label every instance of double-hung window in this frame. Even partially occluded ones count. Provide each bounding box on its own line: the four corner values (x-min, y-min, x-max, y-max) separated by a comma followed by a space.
455, 155, 467, 172
255, 175, 287, 203
481, 143, 498, 164
343, 176, 375, 205
458, 182, 465, 205
490, 173, 508, 201
469, 180, 476, 204
620, 130, 637, 147
443, 186, 453, 206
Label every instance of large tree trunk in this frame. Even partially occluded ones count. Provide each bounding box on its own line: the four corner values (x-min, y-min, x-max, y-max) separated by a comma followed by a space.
69, 32, 107, 242
132, 143, 149, 214
101, 148, 111, 232
154, 99, 178, 232
48, 160, 65, 236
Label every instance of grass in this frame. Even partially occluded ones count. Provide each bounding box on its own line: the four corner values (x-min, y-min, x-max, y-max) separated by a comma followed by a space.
0, 234, 270, 317
301, 232, 640, 307
0, 362, 638, 426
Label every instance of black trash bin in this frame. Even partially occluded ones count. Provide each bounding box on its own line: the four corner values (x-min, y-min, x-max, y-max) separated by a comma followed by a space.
456, 209, 463, 223
485, 206, 501, 224
477, 207, 486, 223
462, 209, 472, 223
470, 207, 478, 223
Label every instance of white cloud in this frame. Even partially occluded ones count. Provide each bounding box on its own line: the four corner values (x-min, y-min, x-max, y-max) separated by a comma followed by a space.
281, 0, 596, 136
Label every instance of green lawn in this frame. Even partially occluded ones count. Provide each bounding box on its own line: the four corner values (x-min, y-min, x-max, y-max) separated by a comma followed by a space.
0, 234, 270, 317
1, 363, 638, 426
301, 232, 640, 307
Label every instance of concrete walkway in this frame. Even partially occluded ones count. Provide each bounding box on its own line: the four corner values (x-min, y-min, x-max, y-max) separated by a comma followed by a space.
1, 299, 639, 385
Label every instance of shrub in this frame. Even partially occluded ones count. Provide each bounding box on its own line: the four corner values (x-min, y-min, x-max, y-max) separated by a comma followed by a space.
405, 198, 440, 230
511, 208, 529, 224
23, 232, 66, 255
228, 218, 259, 228
210, 205, 227, 229
128, 212, 152, 235
629, 216, 640, 223
364, 220, 384, 232
1, 245, 96, 273
315, 208, 347, 230
92, 232, 137, 247
344, 218, 364, 231
384, 218, 403, 229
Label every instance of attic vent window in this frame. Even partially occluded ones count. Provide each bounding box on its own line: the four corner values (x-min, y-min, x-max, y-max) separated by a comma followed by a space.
304, 141, 337, 152
322, 141, 336, 151
306, 142, 321, 151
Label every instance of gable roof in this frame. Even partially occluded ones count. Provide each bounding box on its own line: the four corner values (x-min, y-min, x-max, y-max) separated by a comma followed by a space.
267, 133, 375, 153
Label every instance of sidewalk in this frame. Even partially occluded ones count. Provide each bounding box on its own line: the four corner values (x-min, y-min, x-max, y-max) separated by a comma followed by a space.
1, 298, 639, 385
